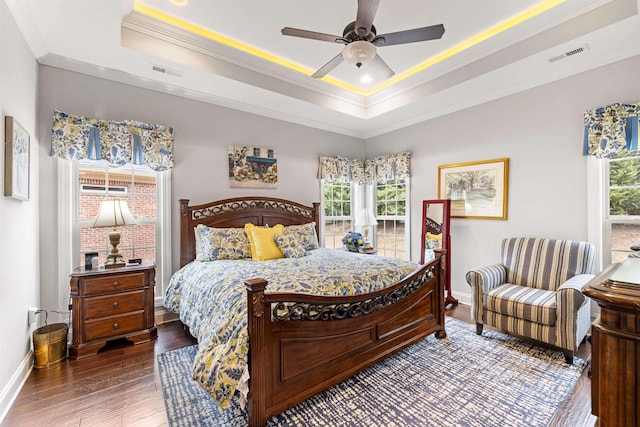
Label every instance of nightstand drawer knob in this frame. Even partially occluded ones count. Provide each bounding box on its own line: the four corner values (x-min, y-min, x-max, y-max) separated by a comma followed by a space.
113, 323, 119, 329
112, 301, 119, 308
112, 281, 120, 287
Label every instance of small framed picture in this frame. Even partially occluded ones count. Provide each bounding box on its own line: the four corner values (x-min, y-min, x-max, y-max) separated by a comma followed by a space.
438, 158, 509, 220
85, 252, 99, 270
4, 116, 30, 201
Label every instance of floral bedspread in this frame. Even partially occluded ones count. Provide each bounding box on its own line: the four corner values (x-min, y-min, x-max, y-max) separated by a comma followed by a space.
164, 248, 419, 410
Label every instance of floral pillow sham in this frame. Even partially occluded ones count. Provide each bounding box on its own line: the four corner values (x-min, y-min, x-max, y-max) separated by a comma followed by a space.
196, 224, 252, 261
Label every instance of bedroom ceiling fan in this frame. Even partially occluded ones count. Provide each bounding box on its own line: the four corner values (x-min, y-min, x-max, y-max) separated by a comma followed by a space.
281, 0, 445, 79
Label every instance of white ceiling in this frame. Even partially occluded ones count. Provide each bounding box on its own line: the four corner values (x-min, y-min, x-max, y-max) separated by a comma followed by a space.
6, 0, 640, 138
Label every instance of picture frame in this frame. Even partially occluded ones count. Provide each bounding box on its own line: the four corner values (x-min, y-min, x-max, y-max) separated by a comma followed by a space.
228, 145, 278, 188
4, 116, 30, 201
438, 158, 508, 220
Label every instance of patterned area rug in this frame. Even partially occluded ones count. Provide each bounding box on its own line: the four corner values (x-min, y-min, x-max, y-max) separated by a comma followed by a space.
158, 317, 586, 427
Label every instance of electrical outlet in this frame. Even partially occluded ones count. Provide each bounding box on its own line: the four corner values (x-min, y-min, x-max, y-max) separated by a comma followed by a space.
28, 307, 39, 324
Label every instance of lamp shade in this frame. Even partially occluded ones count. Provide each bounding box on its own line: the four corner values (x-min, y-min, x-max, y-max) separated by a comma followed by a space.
355, 208, 378, 227
342, 41, 376, 67
92, 199, 135, 228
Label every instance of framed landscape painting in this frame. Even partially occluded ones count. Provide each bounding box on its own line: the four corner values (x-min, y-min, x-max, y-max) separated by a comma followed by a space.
438, 158, 508, 220
228, 145, 278, 188
4, 116, 30, 201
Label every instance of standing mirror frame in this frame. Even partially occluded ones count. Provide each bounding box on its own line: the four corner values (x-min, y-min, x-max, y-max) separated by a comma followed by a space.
420, 199, 458, 307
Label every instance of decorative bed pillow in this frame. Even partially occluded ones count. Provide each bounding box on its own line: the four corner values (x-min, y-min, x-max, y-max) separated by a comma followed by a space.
194, 226, 203, 260
274, 233, 307, 258
244, 223, 285, 261
196, 224, 252, 261
284, 222, 319, 251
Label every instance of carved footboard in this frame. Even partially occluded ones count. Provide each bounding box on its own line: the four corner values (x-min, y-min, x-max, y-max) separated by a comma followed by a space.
245, 252, 446, 427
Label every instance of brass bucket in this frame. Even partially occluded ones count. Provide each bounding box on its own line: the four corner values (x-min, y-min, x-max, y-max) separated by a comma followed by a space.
33, 323, 68, 369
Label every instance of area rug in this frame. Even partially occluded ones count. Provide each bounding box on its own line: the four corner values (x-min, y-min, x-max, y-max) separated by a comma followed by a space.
158, 317, 586, 427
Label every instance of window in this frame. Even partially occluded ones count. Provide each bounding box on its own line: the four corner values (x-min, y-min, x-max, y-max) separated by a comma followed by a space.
375, 179, 409, 259
76, 161, 157, 266
320, 178, 410, 260
321, 180, 353, 249
62, 159, 171, 305
605, 152, 640, 264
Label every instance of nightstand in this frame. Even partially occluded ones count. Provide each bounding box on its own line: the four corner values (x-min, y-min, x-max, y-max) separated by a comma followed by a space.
69, 262, 157, 359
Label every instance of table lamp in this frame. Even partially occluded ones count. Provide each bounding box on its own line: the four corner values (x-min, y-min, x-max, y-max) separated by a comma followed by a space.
356, 208, 378, 249
92, 199, 135, 268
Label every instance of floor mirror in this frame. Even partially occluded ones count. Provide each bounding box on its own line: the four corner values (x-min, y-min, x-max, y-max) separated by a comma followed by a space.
420, 199, 458, 307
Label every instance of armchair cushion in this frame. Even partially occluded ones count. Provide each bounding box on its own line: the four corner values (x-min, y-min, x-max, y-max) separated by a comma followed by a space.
485, 284, 557, 326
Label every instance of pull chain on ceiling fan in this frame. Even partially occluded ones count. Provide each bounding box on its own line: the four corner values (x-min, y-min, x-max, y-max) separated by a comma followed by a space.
281, 0, 445, 80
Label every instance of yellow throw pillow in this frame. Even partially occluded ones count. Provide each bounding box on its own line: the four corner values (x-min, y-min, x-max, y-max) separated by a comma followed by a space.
244, 223, 285, 260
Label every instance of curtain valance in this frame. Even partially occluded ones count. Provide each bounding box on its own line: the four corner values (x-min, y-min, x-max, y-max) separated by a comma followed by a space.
583, 103, 639, 158
318, 156, 365, 183
319, 152, 411, 184
365, 152, 412, 183
50, 110, 174, 171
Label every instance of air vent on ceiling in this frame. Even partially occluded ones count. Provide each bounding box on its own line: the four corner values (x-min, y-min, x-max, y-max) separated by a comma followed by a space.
151, 64, 182, 77
548, 44, 590, 63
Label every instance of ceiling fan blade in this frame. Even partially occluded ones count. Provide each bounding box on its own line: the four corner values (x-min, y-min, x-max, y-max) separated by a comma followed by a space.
355, 0, 380, 37
281, 27, 345, 44
311, 53, 344, 78
369, 54, 395, 79
373, 24, 445, 47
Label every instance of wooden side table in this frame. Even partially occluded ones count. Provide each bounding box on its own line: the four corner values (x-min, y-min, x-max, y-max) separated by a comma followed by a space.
69, 262, 157, 359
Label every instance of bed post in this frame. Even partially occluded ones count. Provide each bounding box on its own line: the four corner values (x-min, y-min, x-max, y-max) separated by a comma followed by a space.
245, 278, 268, 427
179, 199, 191, 267
434, 248, 447, 339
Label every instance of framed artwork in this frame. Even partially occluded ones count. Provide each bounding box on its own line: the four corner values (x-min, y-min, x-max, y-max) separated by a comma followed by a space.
438, 158, 508, 220
4, 116, 30, 201
228, 145, 278, 188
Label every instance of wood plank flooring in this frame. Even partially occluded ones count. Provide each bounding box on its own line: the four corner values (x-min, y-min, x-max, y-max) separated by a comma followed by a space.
1, 304, 595, 426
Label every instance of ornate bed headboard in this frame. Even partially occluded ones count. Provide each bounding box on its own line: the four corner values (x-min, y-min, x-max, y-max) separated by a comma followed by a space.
179, 196, 321, 267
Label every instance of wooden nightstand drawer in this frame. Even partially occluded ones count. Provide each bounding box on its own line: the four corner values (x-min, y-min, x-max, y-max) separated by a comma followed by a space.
84, 312, 145, 341
83, 290, 145, 320
69, 263, 157, 359
83, 272, 145, 295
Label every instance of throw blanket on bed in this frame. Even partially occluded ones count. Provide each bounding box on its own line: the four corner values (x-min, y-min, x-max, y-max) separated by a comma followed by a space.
164, 248, 419, 410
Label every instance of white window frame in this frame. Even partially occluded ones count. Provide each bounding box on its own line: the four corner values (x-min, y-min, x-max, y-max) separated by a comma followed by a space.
371, 178, 411, 260
602, 154, 640, 265
320, 178, 410, 260
320, 179, 356, 249
57, 159, 171, 309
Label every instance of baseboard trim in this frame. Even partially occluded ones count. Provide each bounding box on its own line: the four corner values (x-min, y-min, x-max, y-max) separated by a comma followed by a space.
155, 305, 179, 325
0, 351, 33, 424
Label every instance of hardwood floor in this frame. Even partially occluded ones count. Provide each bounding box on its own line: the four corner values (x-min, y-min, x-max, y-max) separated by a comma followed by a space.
2, 304, 595, 426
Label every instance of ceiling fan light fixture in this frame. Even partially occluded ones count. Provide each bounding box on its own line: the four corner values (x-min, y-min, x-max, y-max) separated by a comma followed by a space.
342, 40, 376, 68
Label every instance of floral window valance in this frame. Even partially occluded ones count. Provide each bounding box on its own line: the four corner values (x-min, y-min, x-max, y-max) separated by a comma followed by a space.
50, 110, 174, 171
365, 152, 411, 183
319, 152, 411, 184
583, 103, 639, 158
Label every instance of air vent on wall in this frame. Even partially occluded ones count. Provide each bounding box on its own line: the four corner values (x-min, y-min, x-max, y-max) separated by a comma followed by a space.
151, 64, 182, 77
548, 44, 589, 63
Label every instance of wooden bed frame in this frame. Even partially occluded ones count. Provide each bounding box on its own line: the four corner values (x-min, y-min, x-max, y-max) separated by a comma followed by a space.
179, 196, 446, 427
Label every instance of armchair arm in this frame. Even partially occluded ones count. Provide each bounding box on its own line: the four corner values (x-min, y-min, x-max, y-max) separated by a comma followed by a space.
465, 264, 507, 293
556, 274, 594, 351
556, 274, 594, 308
466, 264, 507, 323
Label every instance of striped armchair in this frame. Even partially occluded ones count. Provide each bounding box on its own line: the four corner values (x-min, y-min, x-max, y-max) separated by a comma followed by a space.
466, 237, 595, 364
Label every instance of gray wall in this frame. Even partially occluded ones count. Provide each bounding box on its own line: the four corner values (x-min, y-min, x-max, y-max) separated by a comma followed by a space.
366, 53, 640, 304
36, 65, 365, 313
0, 1, 39, 420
